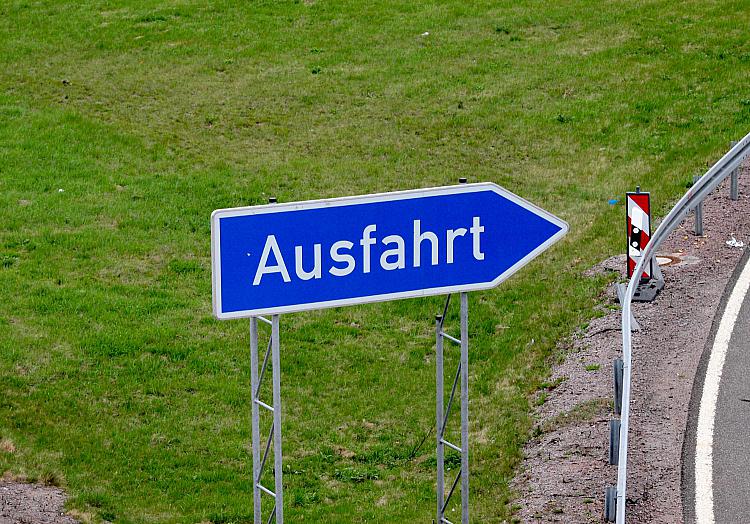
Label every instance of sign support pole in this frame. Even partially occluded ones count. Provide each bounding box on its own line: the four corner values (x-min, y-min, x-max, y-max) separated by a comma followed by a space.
250, 318, 262, 523
271, 314, 283, 524
250, 315, 284, 524
435, 313, 445, 521
435, 293, 470, 524
460, 292, 469, 524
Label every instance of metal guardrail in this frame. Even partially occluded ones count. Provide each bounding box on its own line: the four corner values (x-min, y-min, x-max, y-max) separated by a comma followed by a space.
609, 132, 750, 523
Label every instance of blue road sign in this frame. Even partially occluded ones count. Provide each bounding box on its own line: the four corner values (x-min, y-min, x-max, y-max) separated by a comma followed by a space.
211, 183, 568, 318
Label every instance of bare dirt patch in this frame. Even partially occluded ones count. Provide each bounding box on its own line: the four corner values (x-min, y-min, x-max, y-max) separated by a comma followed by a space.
512, 166, 750, 523
0, 481, 79, 524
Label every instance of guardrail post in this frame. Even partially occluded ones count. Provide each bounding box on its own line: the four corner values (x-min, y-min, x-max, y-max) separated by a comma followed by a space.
613, 358, 623, 415
693, 175, 704, 236
604, 486, 617, 522
608, 420, 620, 465
730, 141, 739, 201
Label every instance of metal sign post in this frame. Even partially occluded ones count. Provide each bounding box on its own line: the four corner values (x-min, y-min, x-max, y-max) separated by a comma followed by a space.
435, 293, 469, 524
210, 182, 568, 523
250, 315, 284, 524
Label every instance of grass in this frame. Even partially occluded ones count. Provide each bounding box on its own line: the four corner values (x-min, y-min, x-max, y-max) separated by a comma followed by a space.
0, 0, 749, 522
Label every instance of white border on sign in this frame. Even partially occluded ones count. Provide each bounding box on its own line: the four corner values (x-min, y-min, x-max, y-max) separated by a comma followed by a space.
211, 182, 569, 319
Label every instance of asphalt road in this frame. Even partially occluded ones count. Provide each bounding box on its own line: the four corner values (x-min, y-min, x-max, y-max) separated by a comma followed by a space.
711, 280, 750, 523
685, 248, 750, 524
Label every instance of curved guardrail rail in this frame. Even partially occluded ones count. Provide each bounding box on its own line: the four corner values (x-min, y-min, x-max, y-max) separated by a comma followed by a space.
611, 132, 750, 523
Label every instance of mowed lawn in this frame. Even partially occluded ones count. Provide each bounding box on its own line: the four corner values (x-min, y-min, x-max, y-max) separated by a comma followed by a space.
0, 1, 748, 522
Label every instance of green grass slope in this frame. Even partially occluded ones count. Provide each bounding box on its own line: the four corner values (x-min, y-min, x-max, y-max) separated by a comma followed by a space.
0, 1, 748, 522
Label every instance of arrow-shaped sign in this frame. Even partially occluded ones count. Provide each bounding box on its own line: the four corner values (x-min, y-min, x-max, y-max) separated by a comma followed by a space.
211, 183, 568, 318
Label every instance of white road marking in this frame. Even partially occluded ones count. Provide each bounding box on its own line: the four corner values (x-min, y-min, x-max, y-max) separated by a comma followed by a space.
695, 253, 750, 524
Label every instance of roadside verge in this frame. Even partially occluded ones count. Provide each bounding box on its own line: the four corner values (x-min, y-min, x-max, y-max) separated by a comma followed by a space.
513, 168, 749, 523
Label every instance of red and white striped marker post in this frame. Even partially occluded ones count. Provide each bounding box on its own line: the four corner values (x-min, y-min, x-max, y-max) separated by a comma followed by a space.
626, 188, 653, 281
